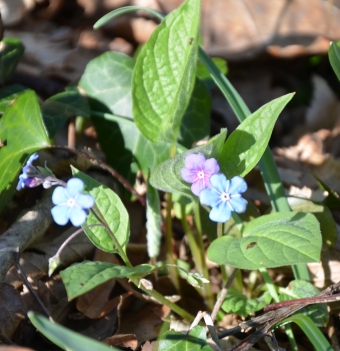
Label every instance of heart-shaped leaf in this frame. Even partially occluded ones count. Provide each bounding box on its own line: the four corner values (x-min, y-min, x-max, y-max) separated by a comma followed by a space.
72, 168, 130, 253
208, 212, 322, 269
218, 93, 294, 178
150, 129, 226, 198
0, 90, 50, 213
132, 0, 200, 143
61, 261, 154, 299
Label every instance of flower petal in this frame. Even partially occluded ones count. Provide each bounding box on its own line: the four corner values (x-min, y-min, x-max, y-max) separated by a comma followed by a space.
184, 154, 206, 170
209, 202, 232, 223
210, 174, 229, 194
202, 158, 220, 175
181, 168, 197, 183
52, 186, 69, 205
51, 205, 70, 225
199, 188, 220, 207
229, 196, 248, 213
76, 194, 95, 209
229, 176, 247, 195
66, 178, 84, 197
191, 179, 205, 196
69, 207, 87, 226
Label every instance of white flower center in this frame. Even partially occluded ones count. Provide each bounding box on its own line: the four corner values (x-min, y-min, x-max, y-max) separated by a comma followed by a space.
66, 197, 77, 207
220, 192, 230, 202
197, 171, 205, 179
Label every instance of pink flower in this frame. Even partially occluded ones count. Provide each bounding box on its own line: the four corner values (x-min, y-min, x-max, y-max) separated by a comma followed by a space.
181, 154, 220, 196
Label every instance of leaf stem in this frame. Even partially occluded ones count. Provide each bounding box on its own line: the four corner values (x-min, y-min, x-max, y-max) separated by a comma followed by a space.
217, 222, 228, 284
165, 192, 180, 291
181, 205, 202, 273
194, 201, 215, 311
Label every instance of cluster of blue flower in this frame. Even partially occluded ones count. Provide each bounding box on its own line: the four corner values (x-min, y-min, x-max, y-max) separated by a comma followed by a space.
181, 154, 247, 223
17, 154, 94, 227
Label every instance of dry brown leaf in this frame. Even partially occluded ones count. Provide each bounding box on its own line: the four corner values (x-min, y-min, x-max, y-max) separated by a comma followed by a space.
0, 283, 25, 339
141, 340, 156, 351
118, 294, 171, 345
76, 279, 117, 319
103, 333, 138, 350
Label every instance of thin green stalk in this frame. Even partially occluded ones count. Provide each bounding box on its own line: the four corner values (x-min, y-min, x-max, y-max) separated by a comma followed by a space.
217, 223, 228, 283
165, 192, 180, 291
181, 205, 203, 272
194, 200, 215, 311
259, 267, 298, 351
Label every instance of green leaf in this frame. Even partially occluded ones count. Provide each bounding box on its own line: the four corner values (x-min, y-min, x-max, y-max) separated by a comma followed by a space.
71, 168, 130, 253
132, 0, 200, 143
0, 84, 27, 114
278, 315, 332, 351
208, 212, 322, 269
28, 312, 121, 351
196, 57, 228, 80
288, 197, 337, 247
150, 129, 227, 198
79, 52, 170, 187
94, 6, 163, 29
279, 280, 328, 327
329, 42, 340, 82
157, 326, 212, 351
177, 78, 211, 148
221, 288, 272, 317
218, 93, 294, 178
0, 37, 25, 84
42, 90, 90, 138
61, 261, 154, 299
0, 90, 50, 213
146, 180, 162, 258
79, 51, 135, 116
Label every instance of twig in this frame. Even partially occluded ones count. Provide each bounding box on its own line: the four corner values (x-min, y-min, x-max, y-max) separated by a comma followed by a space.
217, 281, 340, 350
264, 293, 340, 312
15, 263, 53, 321
211, 268, 238, 322
49, 145, 146, 207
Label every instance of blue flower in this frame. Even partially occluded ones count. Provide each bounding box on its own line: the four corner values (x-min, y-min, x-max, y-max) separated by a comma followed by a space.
199, 174, 247, 223
51, 178, 94, 226
17, 153, 42, 190
181, 154, 220, 196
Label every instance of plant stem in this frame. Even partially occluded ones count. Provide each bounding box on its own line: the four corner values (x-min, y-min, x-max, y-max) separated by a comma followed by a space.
181, 205, 203, 272
194, 201, 215, 311
165, 192, 180, 291
217, 223, 228, 283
